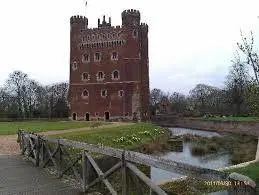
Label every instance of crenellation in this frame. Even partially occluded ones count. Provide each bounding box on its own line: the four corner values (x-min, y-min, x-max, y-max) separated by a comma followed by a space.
69, 8, 149, 121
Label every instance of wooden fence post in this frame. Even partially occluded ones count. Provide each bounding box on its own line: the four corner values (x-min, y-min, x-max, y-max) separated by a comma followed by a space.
82, 150, 87, 192
57, 139, 62, 178
121, 150, 127, 195
35, 135, 40, 166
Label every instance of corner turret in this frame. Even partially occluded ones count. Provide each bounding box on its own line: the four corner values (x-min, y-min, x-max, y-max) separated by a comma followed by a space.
70, 15, 88, 31
121, 9, 140, 27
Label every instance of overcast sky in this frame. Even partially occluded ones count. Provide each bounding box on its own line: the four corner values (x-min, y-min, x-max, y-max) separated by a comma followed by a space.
0, 0, 259, 95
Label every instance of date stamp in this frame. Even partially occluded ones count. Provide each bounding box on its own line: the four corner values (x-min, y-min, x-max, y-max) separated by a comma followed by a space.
204, 180, 251, 187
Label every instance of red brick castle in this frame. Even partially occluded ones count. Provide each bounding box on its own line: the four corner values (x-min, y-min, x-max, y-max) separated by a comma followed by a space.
68, 9, 149, 121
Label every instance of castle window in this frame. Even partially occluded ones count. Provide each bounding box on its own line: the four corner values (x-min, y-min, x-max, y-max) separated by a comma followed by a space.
133, 30, 138, 38
82, 53, 90, 63
101, 89, 107, 97
111, 52, 118, 60
82, 72, 90, 81
72, 61, 78, 71
96, 71, 105, 81
95, 112, 99, 116
118, 90, 124, 97
94, 52, 101, 62
79, 44, 84, 50
82, 89, 89, 98
112, 70, 120, 80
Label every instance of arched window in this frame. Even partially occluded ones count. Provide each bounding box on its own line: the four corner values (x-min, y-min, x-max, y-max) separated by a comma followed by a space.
111, 52, 118, 60
82, 72, 90, 81
113, 71, 119, 79
112, 70, 120, 80
94, 52, 101, 61
82, 89, 89, 98
72, 61, 78, 70
118, 90, 124, 97
98, 72, 103, 79
101, 89, 107, 97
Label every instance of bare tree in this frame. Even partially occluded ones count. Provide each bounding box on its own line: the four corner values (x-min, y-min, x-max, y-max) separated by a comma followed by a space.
237, 31, 259, 85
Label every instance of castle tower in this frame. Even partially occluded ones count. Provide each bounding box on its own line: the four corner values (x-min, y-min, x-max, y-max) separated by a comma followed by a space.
68, 8, 149, 121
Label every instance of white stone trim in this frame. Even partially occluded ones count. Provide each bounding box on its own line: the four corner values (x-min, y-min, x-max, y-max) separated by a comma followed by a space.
111, 51, 118, 61
85, 112, 90, 120
81, 72, 90, 81
111, 70, 120, 81
96, 71, 105, 81
72, 112, 77, 120
101, 89, 107, 98
72, 61, 78, 71
82, 53, 90, 63
94, 52, 102, 62
118, 90, 124, 97
81, 89, 89, 99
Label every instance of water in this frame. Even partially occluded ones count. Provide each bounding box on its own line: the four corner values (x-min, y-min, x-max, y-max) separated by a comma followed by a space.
151, 127, 231, 183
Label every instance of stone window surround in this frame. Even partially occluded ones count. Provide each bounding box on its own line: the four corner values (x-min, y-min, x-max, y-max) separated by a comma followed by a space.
72, 61, 78, 71
96, 71, 105, 81
111, 51, 118, 60
82, 72, 91, 81
72, 112, 77, 120
111, 70, 120, 81
82, 53, 90, 63
82, 89, 89, 99
94, 52, 102, 62
118, 90, 124, 97
101, 89, 107, 98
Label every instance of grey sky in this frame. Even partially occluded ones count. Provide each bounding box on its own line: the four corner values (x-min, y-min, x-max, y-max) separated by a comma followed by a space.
0, 0, 259, 95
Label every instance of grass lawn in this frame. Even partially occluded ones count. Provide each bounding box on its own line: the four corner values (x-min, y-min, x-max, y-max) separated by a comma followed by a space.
223, 162, 259, 181
0, 121, 108, 135
201, 116, 259, 122
50, 123, 166, 150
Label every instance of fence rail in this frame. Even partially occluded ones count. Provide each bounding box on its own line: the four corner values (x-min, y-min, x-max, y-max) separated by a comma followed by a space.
17, 129, 228, 195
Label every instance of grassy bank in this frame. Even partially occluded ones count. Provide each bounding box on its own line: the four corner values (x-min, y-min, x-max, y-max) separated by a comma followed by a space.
201, 116, 259, 122
185, 134, 258, 164
0, 121, 107, 135
50, 123, 169, 152
223, 161, 259, 181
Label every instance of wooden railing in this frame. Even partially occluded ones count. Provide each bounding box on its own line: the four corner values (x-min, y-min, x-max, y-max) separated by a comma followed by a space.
17, 130, 228, 195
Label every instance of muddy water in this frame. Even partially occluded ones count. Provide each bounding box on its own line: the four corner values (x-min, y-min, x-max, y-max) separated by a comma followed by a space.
151, 127, 232, 183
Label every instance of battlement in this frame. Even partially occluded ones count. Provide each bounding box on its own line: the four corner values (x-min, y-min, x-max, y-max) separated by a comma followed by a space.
122, 9, 140, 17
70, 15, 88, 24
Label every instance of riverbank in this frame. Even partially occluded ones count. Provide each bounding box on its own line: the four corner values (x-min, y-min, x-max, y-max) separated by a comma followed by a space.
156, 117, 259, 136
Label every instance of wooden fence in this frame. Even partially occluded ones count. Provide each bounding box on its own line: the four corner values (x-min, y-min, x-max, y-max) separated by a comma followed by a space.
17, 129, 228, 195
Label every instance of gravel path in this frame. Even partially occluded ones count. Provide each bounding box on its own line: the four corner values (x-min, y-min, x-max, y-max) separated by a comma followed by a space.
0, 122, 133, 155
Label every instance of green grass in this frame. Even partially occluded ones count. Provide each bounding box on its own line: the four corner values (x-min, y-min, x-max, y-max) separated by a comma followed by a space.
0, 121, 107, 135
50, 123, 166, 150
224, 162, 259, 181
201, 116, 259, 122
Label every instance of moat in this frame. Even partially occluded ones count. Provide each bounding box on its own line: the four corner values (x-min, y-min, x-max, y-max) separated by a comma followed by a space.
151, 127, 232, 183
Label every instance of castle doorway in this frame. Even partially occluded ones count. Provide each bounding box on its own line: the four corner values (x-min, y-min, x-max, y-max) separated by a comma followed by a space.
72, 113, 77, 120
85, 113, 89, 121
105, 112, 110, 120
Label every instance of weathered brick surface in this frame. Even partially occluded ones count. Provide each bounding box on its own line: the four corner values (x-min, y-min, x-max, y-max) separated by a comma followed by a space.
68, 9, 149, 121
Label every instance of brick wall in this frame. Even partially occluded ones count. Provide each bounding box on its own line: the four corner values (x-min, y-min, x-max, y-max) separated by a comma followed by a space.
68, 10, 149, 121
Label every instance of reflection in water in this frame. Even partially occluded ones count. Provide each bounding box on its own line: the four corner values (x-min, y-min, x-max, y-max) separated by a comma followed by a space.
151, 128, 231, 183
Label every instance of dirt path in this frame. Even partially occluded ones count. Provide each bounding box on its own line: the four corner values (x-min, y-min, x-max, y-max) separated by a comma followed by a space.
0, 122, 133, 155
